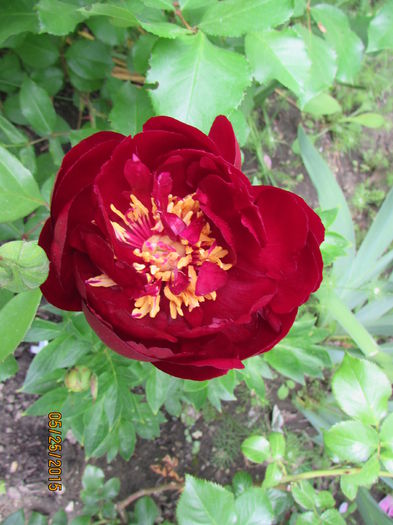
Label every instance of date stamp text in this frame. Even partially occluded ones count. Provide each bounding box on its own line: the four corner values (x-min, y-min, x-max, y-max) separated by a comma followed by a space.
48, 411, 62, 491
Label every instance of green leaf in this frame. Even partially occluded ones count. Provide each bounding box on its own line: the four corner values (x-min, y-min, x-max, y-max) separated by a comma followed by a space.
51, 510, 67, 525
27, 512, 47, 525
0, 289, 41, 363
303, 93, 342, 116
4, 94, 30, 128
320, 289, 380, 358
269, 432, 285, 460
298, 126, 355, 264
20, 78, 56, 136
380, 413, 393, 471
356, 488, 393, 525
324, 420, 379, 463
241, 435, 270, 463
320, 509, 346, 525
292, 481, 317, 510
367, 0, 393, 52
0, 354, 19, 382
141, 0, 174, 9
235, 487, 274, 525
246, 30, 311, 100
381, 413, 393, 450
345, 186, 393, 289
69, 517, 90, 525
315, 491, 335, 510
132, 34, 158, 73
0, 0, 38, 46
200, 0, 292, 37
294, 25, 337, 100
23, 336, 90, 392
179, 0, 211, 8
82, 464, 105, 491
0, 241, 48, 293
176, 475, 236, 525
232, 471, 253, 497
227, 108, 250, 147
0, 54, 26, 95
87, 17, 127, 46
340, 454, 380, 500
138, 16, 191, 38
78, 3, 139, 28
25, 386, 68, 416
36, 0, 86, 35
264, 341, 330, 385
344, 113, 385, 128
145, 367, 174, 415
118, 419, 136, 461
84, 398, 109, 457
0, 289, 13, 309
293, 0, 306, 16
265, 489, 292, 521
295, 512, 319, 525
66, 40, 113, 81
241, 357, 266, 400
0, 115, 26, 144
262, 463, 282, 489
0, 145, 44, 222
207, 371, 237, 411
25, 318, 63, 342
311, 4, 364, 84
132, 497, 159, 525
15, 34, 59, 69
332, 354, 390, 425
102, 477, 120, 499
147, 32, 250, 133
109, 83, 154, 136
1, 510, 25, 525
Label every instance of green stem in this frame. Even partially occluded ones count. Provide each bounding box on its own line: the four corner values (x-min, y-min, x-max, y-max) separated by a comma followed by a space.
104, 347, 118, 386
279, 467, 393, 485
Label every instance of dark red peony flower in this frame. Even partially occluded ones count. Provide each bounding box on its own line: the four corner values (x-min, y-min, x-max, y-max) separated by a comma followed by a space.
39, 116, 324, 380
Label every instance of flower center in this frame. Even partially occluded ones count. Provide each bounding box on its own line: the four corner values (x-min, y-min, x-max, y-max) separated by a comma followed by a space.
87, 191, 232, 320
141, 235, 186, 272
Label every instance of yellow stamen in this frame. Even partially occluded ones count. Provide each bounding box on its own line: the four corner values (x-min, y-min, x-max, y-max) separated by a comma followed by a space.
129, 194, 149, 220
132, 294, 160, 318
111, 221, 129, 243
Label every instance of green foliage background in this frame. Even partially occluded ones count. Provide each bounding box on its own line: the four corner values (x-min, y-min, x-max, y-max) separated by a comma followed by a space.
0, 0, 393, 523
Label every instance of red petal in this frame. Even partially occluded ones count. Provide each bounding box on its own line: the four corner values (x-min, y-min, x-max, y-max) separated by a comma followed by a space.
94, 136, 134, 212
83, 302, 164, 361
169, 270, 189, 295
195, 261, 228, 295
153, 171, 172, 209
123, 155, 153, 207
208, 115, 242, 169
202, 267, 276, 325
253, 186, 309, 252
38, 219, 81, 311
270, 234, 323, 313
143, 116, 219, 155
51, 133, 124, 218
229, 308, 298, 361
180, 217, 204, 244
154, 361, 229, 380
